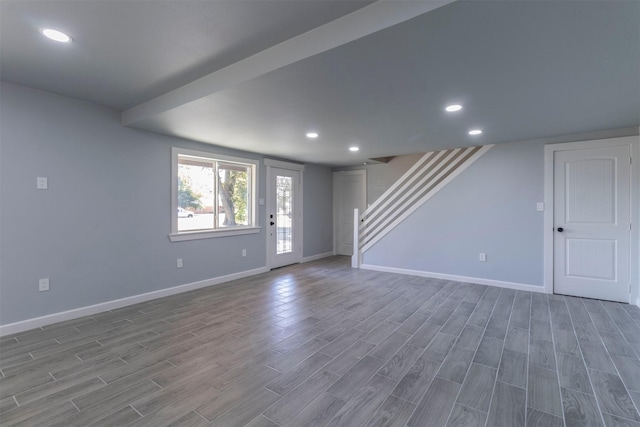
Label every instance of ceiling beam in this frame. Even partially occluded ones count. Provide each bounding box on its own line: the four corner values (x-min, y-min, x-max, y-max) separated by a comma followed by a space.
122, 0, 457, 126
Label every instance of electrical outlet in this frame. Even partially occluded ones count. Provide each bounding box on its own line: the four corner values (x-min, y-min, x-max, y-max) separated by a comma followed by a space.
242, 249, 246, 257
39, 278, 50, 292
37, 177, 48, 190
177, 258, 183, 268
479, 253, 487, 262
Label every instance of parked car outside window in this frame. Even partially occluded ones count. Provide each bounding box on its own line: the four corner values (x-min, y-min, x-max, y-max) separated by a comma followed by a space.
177, 207, 194, 218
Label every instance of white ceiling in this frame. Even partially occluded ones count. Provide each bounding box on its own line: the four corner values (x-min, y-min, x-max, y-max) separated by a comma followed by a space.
2, 0, 639, 166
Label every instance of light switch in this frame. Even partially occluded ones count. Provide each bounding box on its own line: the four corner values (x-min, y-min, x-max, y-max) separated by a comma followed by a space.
37, 177, 48, 190
536, 202, 544, 212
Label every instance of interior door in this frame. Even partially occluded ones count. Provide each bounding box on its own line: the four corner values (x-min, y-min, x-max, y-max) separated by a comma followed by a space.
553, 145, 631, 302
267, 167, 301, 269
334, 170, 366, 256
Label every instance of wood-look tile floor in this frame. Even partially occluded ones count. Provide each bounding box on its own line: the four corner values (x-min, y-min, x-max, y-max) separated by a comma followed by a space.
1, 256, 640, 426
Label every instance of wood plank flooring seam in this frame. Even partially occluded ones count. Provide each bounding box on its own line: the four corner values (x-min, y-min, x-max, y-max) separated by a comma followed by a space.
464, 288, 520, 427
542, 294, 566, 425
513, 289, 533, 427
559, 296, 609, 427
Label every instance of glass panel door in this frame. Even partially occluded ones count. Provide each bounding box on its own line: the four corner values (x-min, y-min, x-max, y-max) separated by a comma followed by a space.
276, 175, 293, 254
267, 166, 301, 269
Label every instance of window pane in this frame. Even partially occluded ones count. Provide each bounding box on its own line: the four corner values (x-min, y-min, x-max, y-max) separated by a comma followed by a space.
218, 164, 250, 228
173, 148, 257, 237
177, 157, 214, 231
276, 175, 293, 254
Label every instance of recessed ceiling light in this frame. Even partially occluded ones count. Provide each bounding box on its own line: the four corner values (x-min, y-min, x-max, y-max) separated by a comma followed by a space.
468, 129, 483, 135
349, 146, 360, 152
306, 132, 319, 139
41, 28, 72, 43
445, 104, 462, 112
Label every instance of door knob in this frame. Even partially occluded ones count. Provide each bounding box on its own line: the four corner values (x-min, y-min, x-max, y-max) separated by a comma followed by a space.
270, 221, 275, 226
557, 227, 564, 232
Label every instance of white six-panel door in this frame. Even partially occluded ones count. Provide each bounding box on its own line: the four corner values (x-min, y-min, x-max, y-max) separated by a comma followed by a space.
553, 145, 631, 302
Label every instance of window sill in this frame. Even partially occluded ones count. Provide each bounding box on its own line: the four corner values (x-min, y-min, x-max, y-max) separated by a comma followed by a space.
169, 226, 261, 242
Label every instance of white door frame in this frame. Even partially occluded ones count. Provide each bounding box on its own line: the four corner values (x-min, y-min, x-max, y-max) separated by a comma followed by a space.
265, 159, 304, 269
333, 169, 367, 255
543, 136, 639, 302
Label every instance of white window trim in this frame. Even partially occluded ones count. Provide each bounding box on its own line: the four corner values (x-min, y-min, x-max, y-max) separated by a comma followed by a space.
169, 227, 261, 242
170, 147, 260, 241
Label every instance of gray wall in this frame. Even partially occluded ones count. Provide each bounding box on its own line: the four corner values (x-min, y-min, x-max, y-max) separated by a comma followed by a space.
364, 140, 546, 285
0, 82, 333, 325
303, 163, 333, 257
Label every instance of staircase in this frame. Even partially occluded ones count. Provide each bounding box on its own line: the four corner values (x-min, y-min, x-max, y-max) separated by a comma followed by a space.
352, 145, 494, 268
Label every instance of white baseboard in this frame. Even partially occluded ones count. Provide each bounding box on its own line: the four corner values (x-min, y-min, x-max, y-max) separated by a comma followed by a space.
302, 251, 335, 263
0, 266, 269, 337
360, 264, 546, 294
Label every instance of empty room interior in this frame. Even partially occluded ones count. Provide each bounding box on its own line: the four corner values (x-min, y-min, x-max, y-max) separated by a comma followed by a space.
1, 1, 640, 426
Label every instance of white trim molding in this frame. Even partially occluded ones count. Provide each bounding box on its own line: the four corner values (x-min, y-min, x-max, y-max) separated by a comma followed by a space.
264, 158, 305, 171
301, 251, 335, 263
0, 267, 269, 337
169, 226, 261, 242
360, 264, 546, 294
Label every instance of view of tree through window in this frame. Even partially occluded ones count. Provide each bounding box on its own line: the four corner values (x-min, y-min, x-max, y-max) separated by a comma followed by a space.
218, 163, 248, 227
176, 154, 253, 232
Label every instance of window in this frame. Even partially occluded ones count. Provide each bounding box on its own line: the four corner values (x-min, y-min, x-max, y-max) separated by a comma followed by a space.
170, 147, 259, 241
